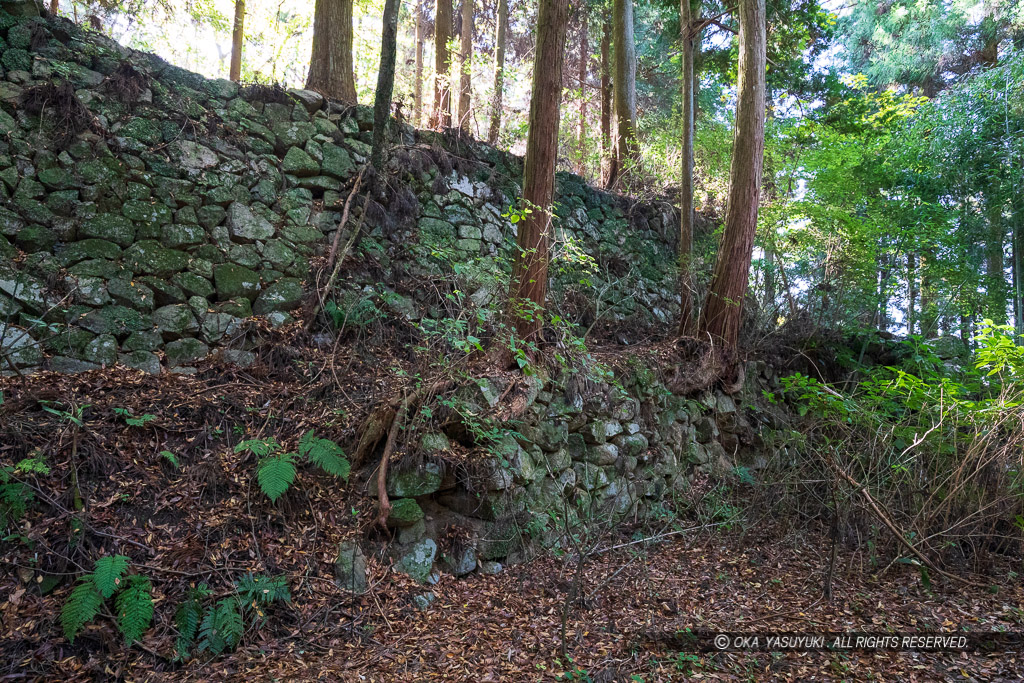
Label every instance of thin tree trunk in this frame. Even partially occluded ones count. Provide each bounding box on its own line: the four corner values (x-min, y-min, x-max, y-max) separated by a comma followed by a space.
371, 0, 401, 170
414, 0, 424, 126
611, 0, 637, 184
433, 0, 454, 127
487, 0, 508, 144
677, 0, 699, 336
509, 0, 571, 343
457, 0, 473, 133
1014, 211, 1024, 336
697, 0, 766, 349
600, 16, 614, 187
920, 252, 938, 338
907, 252, 918, 335
49, 0, 58, 15
986, 197, 1007, 324
576, 12, 588, 176
307, 0, 358, 103
229, 0, 245, 82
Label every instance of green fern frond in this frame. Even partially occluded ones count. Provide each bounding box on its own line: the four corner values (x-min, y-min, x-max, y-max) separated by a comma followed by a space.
91, 555, 130, 598
0, 481, 32, 529
61, 582, 102, 643
234, 438, 279, 457
299, 430, 350, 480
198, 598, 243, 655
256, 453, 297, 502
173, 592, 205, 660
115, 575, 153, 643
236, 573, 291, 608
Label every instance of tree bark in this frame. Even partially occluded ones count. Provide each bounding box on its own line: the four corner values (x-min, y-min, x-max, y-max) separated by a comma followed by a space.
229, 0, 245, 82
432, 0, 454, 127
698, 0, 766, 349
985, 197, 1007, 324
612, 0, 637, 184
457, 0, 473, 133
919, 252, 938, 338
1014, 209, 1024, 336
576, 12, 588, 176
508, 0, 570, 343
487, 0, 508, 144
600, 16, 614, 186
677, 0, 700, 336
307, 0, 358, 103
49, 0, 58, 15
907, 252, 918, 335
371, 0, 401, 170
414, 0, 424, 126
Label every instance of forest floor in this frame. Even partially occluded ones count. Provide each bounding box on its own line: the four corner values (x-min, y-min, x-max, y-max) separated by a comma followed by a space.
2, 337, 1022, 681
224, 525, 1024, 683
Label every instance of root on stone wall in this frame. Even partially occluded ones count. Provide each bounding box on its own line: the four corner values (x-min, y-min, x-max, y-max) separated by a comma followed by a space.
351, 379, 457, 527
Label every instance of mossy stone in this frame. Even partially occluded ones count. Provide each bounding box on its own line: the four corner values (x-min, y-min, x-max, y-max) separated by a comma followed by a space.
123, 240, 189, 277
213, 263, 260, 301
386, 499, 425, 528
82, 213, 136, 247
165, 337, 209, 367
253, 278, 303, 314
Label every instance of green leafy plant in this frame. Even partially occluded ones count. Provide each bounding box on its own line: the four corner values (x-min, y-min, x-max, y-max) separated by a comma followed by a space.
61, 555, 153, 644
113, 407, 157, 427
176, 573, 290, 658
237, 430, 350, 502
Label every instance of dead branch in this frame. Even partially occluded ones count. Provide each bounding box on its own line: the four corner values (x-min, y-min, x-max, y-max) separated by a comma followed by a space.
825, 454, 988, 590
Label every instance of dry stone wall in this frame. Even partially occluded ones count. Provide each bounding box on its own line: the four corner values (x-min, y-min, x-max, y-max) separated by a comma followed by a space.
0, 8, 682, 376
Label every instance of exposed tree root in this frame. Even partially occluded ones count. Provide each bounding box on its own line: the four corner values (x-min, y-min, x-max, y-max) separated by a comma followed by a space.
350, 379, 457, 528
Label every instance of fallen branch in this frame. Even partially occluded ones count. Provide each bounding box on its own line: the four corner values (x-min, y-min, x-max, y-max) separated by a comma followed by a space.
304, 165, 369, 333
825, 454, 987, 590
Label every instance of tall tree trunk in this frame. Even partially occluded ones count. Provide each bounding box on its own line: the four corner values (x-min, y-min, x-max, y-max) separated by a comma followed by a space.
487, 0, 508, 144
307, 0, 358, 103
677, 0, 700, 336
414, 0, 424, 126
907, 252, 918, 335
600, 16, 614, 186
457, 0, 473, 133
919, 252, 938, 338
433, 0, 454, 127
1013, 209, 1024, 336
611, 0, 637, 185
49, 0, 58, 15
508, 0, 570, 343
985, 197, 1007, 324
371, 0, 401, 170
697, 0, 766, 350
229, 0, 245, 82
576, 12, 588, 176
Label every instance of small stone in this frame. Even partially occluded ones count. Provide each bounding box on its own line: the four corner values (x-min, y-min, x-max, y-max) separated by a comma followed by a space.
386, 498, 425, 528
213, 263, 261, 301
387, 462, 442, 498
393, 538, 437, 584
82, 213, 136, 247
226, 202, 275, 242
82, 334, 118, 366
120, 350, 161, 374
477, 560, 502, 575
165, 338, 209, 367
253, 278, 303, 314
107, 278, 155, 312
334, 541, 368, 594
282, 146, 320, 177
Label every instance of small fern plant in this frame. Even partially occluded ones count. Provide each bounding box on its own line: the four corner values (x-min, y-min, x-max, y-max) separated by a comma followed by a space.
61, 555, 154, 644
236, 430, 350, 502
0, 452, 49, 531
173, 573, 290, 659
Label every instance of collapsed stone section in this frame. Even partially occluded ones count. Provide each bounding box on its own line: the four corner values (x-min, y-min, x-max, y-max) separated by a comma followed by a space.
357, 362, 787, 585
